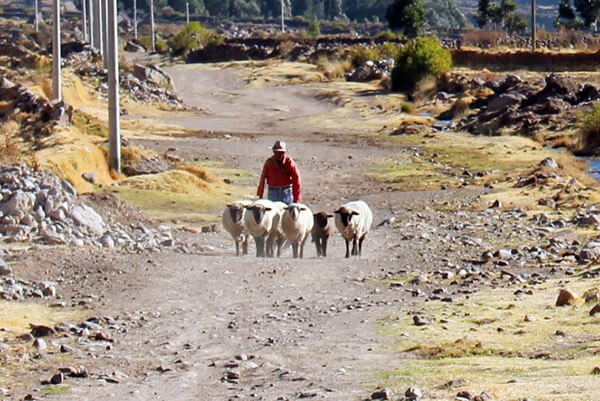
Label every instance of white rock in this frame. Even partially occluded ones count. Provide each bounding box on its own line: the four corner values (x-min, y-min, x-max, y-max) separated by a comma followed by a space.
70, 205, 105, 236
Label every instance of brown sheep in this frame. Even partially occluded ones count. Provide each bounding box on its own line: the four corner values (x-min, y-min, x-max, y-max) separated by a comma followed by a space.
311, 212, 333, 257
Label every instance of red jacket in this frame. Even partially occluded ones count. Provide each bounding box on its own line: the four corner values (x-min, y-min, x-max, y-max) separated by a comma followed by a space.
257, 154, 302, 202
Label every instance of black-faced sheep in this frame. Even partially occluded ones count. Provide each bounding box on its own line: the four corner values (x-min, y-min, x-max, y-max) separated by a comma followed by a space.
334, 200, 373, 258
244, 199, 285, 258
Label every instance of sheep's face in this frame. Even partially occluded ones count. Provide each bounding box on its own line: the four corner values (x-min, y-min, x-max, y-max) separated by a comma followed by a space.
285, 204, 306, 220
334, 207, 359, 227
314, 212, 333, 228
227, 204, 245, 224
246, 205, 271, 223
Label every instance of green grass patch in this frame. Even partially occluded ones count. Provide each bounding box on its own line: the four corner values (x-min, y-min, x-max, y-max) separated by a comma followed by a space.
0, 301, 82, 337
367, 159, 450, 190
42, 385, 71, 396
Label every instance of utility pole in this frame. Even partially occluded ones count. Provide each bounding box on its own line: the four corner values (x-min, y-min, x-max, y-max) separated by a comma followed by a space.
82, 0, 88, 42
102, 0, 109, 66
87, 0, 94, 46
531, 0, 536, 50
92, 0, 102, 53
107, 0, 121, 172
280, 0, 284, 32
186, 1, 189, 25
34, 0, 39, 32
52, 0, 61, 101
150, 0, 155, 52
133, 0, 138, 39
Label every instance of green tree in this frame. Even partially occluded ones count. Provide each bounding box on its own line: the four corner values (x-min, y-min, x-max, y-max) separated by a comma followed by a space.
573, 0, 600, 27
504, 13, 527, 33
391, 36, 452, 93
555, 0, 582, 28
385, 0, 426, 38
474, 0, 492, 28
307, 19, 320, 36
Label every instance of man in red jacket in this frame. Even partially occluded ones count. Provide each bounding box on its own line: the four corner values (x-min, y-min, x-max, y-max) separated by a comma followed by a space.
256, 140, 302, 205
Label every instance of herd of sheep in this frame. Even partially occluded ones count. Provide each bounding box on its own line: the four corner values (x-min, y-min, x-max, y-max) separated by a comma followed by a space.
222, 200, 373, 258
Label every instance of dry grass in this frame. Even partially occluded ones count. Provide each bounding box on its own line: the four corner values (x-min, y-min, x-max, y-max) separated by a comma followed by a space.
376, 277, 600, 401
277, 40, 297, 60
314, 55, 352, 80
0, 121, 21, 164
122, 170, 210, 193
177, 162, 220, 183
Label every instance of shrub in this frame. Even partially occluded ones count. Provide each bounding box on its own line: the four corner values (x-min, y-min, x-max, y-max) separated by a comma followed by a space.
391, 36, 452, 94
375, 30, 398, 41
378, 42, 401, 60
308, 19, 320, 37
168, 22, 222, 57
314, 55, 353, 79
351, 46, 379, 67
576, 103, 600, 154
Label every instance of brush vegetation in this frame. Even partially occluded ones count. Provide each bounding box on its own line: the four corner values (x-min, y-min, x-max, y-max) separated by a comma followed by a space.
391, 36, 452, 94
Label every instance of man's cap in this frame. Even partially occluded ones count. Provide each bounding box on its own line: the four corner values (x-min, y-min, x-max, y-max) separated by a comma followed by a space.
271, 140, 287, 152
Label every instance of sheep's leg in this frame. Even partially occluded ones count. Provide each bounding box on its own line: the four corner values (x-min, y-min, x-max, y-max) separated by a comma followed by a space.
266, 237, 274, 258
242, 236, 248, 255
351, 237, 358, 256
345, 239, 350, 258
292, 242, 299, 259
322, 236, 328, 257
299, 237, 307, 259
235, 240, 240, 257
255, 236, 265, 258
358, 233, 367, 256
315, 238, 322, 257
277, 237, 284, 257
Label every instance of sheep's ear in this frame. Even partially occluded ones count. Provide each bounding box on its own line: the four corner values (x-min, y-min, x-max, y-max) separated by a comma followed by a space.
334, 208, 341, 214
351, 211, 360, 216
326, 214, 334, 218
299, 206, 307, 211
265, 207, 272, 211
226, 203, 233, 208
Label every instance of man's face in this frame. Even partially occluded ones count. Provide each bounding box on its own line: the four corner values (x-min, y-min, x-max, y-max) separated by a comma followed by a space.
274, 151, 285, 161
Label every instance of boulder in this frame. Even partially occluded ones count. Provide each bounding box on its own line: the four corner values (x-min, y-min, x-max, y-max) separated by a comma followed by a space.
579, 241, 600, 262
133, 64, 173, 87
0, 258, 11, 276
125, 40, 146, 53
556, 289, 577, 306
70, 205, 105, 236
1, 191, 36, 216
486, 93, 526, 113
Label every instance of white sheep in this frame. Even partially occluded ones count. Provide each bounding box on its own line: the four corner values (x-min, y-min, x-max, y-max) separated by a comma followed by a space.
334, 200, 373, 258
222, 200, 252, 256
281, 203, 314, 258
267, 201, 287, 258
244, 199, 280, 258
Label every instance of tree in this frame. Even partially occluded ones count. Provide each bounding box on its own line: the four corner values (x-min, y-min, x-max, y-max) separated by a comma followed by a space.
573, 0, 600, 27
386, 0, 426, 38
504, 12, 527, 33
555, 0, 582, 28
475, 0, 492, 28
559, 0, 576, 20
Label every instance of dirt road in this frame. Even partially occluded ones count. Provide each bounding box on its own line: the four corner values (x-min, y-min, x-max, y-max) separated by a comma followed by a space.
41, 63, 482, 401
